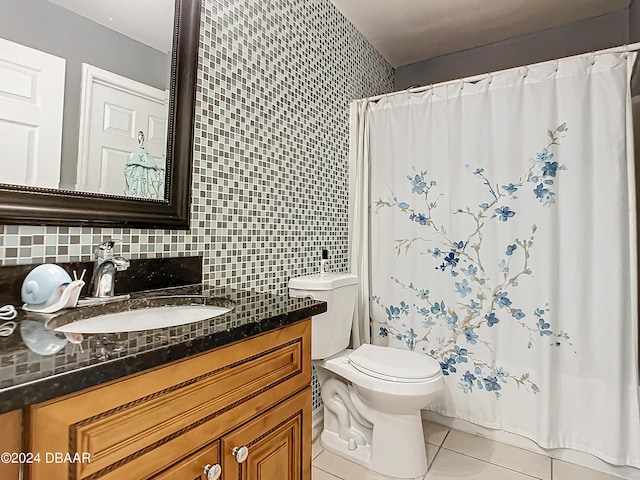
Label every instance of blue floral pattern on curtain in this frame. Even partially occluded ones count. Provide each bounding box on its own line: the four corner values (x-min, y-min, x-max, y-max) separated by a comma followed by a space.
372, 124, 575, 399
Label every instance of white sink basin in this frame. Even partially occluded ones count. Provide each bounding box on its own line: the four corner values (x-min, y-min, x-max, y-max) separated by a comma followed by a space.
53, 304, 231, 334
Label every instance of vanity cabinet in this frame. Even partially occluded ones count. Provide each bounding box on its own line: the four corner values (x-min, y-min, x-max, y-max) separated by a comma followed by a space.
27, 319, 312, 480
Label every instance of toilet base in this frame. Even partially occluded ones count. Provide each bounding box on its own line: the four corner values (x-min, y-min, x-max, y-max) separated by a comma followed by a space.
320, 429, 372, 469
320, 408, 428, 479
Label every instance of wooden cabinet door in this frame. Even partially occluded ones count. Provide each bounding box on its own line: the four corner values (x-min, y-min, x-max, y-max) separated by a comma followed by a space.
0, 410, 22, 480
152, 441, 220, 480
221, 387, 311, 480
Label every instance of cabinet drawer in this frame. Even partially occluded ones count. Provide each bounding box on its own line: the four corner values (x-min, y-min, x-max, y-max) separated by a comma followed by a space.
29, 319, 311, 480
152, 440, 220, 480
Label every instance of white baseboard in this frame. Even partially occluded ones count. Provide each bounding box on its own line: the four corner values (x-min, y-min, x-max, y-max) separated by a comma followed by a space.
422, 410, 640, 480
312, 407, 323, 442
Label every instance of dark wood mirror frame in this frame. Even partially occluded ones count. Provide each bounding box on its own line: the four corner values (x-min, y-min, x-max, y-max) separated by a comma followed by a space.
0, 0, 201, 230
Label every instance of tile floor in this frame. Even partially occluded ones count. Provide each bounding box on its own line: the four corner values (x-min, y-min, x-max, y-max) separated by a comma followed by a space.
312, 420, 624, 480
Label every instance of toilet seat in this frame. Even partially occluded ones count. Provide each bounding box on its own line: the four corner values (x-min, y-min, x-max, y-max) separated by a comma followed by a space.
348, 344, 441, 383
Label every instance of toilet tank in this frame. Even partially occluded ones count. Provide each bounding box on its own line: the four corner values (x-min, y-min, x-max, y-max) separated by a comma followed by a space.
288, 273, 358, 360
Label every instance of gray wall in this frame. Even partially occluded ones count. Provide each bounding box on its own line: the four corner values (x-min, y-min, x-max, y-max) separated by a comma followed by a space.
0, 0, 170, 189
631, 0, 640, 42
396, 9, 631, 89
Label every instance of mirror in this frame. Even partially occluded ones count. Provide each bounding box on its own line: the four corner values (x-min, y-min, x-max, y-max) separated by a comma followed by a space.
0, 0, 201, 229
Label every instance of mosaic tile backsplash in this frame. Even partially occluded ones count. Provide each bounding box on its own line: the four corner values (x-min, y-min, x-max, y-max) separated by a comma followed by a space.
0, 0, 394, 411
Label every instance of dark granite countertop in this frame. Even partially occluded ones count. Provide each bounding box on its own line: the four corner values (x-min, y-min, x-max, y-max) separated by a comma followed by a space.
0, 284, 326, 414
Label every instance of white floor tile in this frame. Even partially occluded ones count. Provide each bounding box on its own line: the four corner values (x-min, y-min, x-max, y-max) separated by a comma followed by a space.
552, 459, 624, 480
423, 420, 450, 446
313, 449, 426, 480
313, 436, 325, 460
311, 426, 630, 480
425, 448, 533, 480
426, 442, 439, 469
313, 466, 343, 480
425, 448, 540, 480
314, 450, 387, 480
442, 429, 550, 479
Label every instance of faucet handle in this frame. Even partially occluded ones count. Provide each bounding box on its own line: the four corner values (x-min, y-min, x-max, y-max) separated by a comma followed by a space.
95, 239, 121, 259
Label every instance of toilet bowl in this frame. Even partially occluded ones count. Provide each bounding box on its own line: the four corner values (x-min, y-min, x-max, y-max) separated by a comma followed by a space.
316, 345, 444, 478
289, 273, 444, 479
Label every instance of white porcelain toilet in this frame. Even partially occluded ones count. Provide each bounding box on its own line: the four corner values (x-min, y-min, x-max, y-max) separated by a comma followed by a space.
289, 273, 444, 479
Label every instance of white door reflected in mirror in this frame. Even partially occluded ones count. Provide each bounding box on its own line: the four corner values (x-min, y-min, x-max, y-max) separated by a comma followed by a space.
76, 64, 168, 198
0, 38, 65, 189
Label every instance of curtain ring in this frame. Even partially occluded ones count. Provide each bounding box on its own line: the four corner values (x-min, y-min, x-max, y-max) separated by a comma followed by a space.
523, 66, 528, 78
487, 74, 492, 84
554, 60, 559, 73
459, 79, 464, 90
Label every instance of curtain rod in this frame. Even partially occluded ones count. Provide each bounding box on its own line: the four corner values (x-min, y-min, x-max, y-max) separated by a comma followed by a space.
364, 41, 640, 103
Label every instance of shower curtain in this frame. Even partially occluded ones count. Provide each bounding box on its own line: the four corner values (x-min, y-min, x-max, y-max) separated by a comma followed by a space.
349, 52, 640, 467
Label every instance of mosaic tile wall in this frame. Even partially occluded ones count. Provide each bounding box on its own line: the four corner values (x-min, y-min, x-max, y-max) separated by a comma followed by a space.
0, 0, 394, 410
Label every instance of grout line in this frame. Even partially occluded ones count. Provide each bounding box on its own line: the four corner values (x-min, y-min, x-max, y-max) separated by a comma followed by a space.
312, 439, 325, 460
438, 429, 551, 480
427, 444, 441, 475
313, 464, 346, 480
312, 452, 348, 480
440, 428, 451, 447
436, 446, 545, 480
422, 428, 450, 478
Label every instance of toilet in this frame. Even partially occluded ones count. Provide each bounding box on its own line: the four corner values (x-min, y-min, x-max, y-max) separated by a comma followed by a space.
289, 273, 444, 479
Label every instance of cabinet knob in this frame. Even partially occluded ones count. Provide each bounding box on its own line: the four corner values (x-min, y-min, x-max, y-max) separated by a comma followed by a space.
203, 463, 221, 480
231, 445, 249, 463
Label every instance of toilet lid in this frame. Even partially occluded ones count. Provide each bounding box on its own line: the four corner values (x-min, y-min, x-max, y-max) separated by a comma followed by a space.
348, 344, 441, 382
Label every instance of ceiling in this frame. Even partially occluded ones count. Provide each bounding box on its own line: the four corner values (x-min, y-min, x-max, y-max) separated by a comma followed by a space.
329, 0, 631, 67
46, 0, 174, 52
45, 0, 632, 66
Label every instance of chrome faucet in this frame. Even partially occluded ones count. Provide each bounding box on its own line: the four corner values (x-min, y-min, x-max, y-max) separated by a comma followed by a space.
89, 239, 129, 298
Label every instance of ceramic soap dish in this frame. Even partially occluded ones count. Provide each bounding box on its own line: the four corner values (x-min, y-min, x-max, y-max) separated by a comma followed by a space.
22, 265, 86, 314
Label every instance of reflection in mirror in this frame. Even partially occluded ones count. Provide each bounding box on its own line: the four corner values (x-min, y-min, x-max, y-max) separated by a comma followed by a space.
0, 0, 174, 199
0, 0, 200, 229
